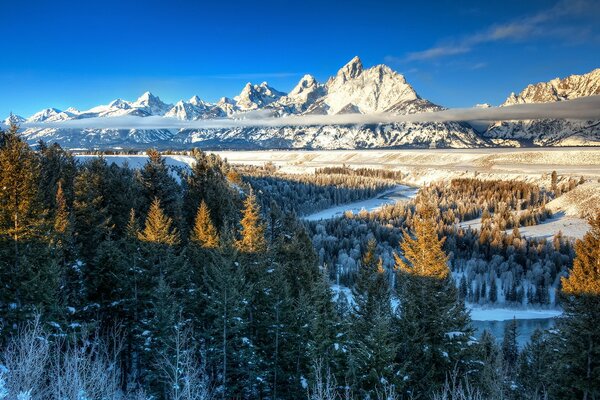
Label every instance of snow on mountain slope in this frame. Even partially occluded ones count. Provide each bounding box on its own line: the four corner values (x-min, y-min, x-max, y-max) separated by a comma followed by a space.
7, 57, 488, 149
235, 82, 285, 110
485, 68, 600, 146
316, 56, 427, 114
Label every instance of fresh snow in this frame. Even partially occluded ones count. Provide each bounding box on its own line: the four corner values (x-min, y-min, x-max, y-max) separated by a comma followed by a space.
303, 185, 418, 221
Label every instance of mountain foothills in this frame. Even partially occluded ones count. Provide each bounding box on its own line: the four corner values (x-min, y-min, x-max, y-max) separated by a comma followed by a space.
5, 58, 599, 150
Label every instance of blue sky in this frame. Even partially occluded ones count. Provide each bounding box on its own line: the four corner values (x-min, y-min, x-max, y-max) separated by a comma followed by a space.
2, 0, 599, 117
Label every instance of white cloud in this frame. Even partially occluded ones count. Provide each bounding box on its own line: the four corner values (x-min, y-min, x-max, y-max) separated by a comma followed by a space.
392, 0, 598, 62
18, 95, 600, 130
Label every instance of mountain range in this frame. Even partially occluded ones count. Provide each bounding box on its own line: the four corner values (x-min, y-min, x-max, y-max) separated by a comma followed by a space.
4, 57, 599, 149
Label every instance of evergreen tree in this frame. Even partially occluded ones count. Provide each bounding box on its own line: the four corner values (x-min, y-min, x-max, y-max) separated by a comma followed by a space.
138, 198, 180, 246
475, 330, 504, 398
555, 212, 600, 399
73, 158, 112, 262
191, 200, 219, 248
518, 329, 552, 399
0, 124, 42, 262
350, 239, 396, 396
140, 149, 180, 219
394, 199, 473, 398
502, 317, 519, 387
202, 245, 253, 399
236, 192, 266, 254
0, 126, 58, 331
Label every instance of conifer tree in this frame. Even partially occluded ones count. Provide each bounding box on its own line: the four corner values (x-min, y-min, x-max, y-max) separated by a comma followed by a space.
350, 240, 396, 396
202, 245, 252, 399
0, 124, 41, 261
138, 197, 180, 246
518, 329, 552, 399
393, 199, 473, 397
502, 317, 519, 389
73, 158, 112, 262
236, 192, 266, 254
140, 149, 180, 219
191, 200, 219, 248
555, 212, 600, 399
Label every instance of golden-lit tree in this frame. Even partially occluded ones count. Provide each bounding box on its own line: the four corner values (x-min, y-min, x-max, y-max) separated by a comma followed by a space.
236, 192, 266, 253
394, 200, 449, 279
561, 212, 600, 296
138, 197, 180, 246
556, 211, 600, 399
191, 200, 219, 249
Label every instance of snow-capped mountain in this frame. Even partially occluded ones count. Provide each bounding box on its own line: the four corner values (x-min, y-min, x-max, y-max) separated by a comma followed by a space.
5, 57, 489, 149
484, 69, 600, 146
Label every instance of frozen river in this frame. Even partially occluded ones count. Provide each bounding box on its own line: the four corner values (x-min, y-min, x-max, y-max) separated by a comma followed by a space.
303, 185, 419, 221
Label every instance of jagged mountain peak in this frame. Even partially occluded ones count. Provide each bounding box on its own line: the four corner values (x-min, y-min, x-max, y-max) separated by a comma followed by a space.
503, 67, 600, 106
337, 56, 363, 81
108, 99, 131, 109
188, 95, 205, 106
235, 81, 286, 110
322, 57, 421, 114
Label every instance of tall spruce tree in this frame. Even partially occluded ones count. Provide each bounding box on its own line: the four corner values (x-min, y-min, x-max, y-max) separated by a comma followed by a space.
394, 199, 473, 398
518, 329, 552, 399
140, 149, 180, 219
138, 197, 180, 246
236, 192, 266, 254
191, 200, 219, 248
0, 125, 56, 330
555, 212, 600, 399
0, 124, 42, 263
350, 239, 396, 396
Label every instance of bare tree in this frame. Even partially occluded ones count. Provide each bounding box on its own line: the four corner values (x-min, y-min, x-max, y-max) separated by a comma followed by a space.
1, 316, 49, 400
48, 335, 124, 400
432, 369, 484, 400
157, 327, 212, 400
307, 359, 338, 400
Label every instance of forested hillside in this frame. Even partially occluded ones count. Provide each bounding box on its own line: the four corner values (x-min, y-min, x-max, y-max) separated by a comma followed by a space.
0, 126, 599, 399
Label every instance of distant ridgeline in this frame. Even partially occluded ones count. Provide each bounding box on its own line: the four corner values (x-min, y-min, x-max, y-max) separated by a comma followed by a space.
4, 60, 600, 150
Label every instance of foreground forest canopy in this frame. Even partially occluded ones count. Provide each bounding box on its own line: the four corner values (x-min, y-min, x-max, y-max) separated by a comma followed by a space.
0, 125, 599, 400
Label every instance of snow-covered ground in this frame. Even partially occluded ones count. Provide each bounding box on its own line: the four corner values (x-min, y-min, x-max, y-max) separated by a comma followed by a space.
303, 185, 418, 221
212, 147, 600, 185
75, 154, 196, 170
459, 213, 590, 240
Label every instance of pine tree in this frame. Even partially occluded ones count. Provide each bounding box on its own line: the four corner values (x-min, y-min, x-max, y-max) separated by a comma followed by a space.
0, 125, 42, 261
475, 330, 504, 398
555, 212, 600, 399
73, 158, 112, 262
0, 126, 55, 330
191, 200, 219, 248
393, 199, 473, 397
350, 239, 396, 395
140, 149, 180, 219
518, 329, 552, 399
138, 197, 180, 246
502, 318, 518, 371
202, 246, 252, 399
236, 192, 266, 254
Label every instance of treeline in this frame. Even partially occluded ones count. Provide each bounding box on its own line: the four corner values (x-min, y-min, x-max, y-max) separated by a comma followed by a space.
308, 179, 575, 306
315, 165, 406, 181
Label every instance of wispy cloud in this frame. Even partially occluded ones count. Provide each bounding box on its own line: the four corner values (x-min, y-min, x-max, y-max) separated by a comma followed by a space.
391, 0, 597, 62
16, 96, 600, 130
